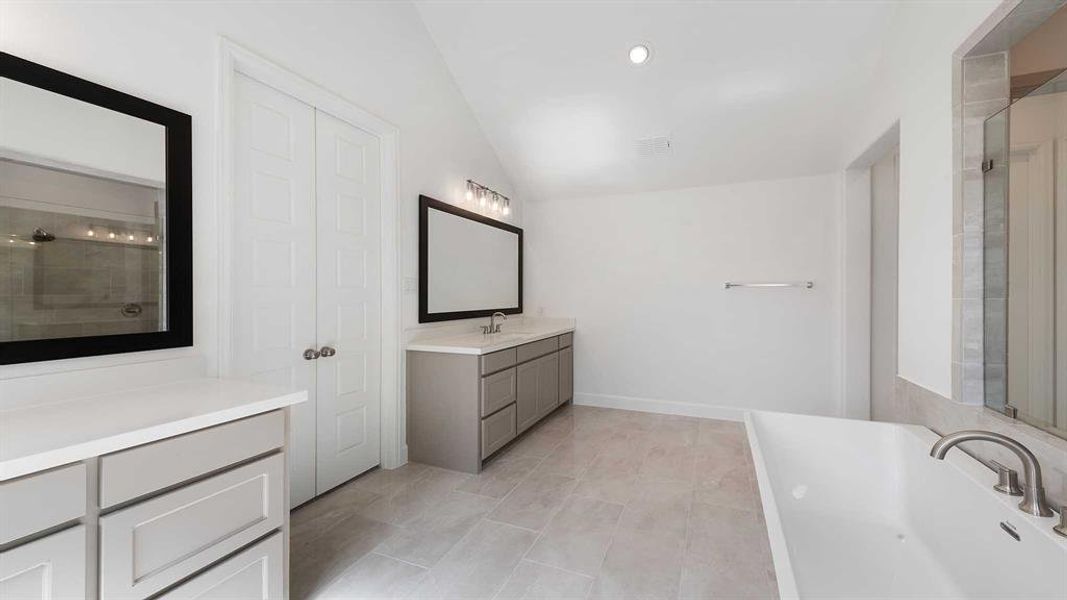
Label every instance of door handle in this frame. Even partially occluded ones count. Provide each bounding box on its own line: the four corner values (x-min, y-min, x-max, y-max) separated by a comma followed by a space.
320, 346, 337, 357
303, 348, 321, 360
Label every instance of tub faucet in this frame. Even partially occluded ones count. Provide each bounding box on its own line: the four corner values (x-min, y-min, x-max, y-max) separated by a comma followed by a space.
481, 312, 507, 335
930, 430, 1054, 517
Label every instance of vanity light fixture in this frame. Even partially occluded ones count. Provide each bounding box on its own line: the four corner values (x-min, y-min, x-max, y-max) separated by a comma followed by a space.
629, 44, 650, 65
465, 180, 512, 219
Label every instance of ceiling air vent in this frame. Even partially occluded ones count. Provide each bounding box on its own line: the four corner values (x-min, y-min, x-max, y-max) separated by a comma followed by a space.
635, 135, 671, 158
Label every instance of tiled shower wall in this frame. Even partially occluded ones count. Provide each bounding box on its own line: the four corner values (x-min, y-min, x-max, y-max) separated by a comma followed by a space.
954, 51, 1009, 406
0, 206, 161, 342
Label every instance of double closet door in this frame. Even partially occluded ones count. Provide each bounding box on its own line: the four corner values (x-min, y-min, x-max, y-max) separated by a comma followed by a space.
232, 74, 382, 507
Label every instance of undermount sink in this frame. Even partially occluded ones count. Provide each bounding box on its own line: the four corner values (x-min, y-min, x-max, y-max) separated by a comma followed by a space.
483, 333, 527, 342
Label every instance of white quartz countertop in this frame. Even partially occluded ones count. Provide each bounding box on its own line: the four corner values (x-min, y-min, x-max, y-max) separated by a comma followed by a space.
0, 378, 306, 481
407, 319, 575, 355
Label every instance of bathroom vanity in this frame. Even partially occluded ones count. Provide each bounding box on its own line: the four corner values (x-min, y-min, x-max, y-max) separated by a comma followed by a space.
407, 321, 574, 473
0, 379, 305, 599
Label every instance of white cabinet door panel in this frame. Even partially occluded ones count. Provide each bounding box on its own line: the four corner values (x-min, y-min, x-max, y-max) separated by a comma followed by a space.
232, 74, 318, 507
99, 455, 284, 599
157, 532, 283, 600
314, 111, 382, 493
0, 525, 85, 600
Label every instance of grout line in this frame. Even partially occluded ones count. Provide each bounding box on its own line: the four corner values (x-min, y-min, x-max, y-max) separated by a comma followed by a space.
522, 557, 597, 580
368, 551, 428, 572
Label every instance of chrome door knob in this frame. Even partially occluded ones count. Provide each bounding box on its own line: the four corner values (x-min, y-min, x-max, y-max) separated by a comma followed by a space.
303, 348, 321, 360
320, 346, 336, 357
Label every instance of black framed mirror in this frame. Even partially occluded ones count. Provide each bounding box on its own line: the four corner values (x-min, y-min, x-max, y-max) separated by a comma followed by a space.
419, 195, 522, 323
0, 52, 192, 364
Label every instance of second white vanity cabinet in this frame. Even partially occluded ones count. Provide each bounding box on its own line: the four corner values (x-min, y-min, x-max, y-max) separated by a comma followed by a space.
408, 328, 575, 473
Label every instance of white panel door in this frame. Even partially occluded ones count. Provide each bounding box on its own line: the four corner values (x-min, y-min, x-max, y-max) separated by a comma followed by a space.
314, 110, 382, 493
232, 74, 318, 507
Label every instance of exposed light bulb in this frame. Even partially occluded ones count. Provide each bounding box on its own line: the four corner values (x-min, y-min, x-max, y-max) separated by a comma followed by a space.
87, 229, 95, 237
7, 239, 13, 243
146, 236, 154, 243
629, 44, 650, 65
108, 232, 116, 239
128, 234, 135, 241
29, 241, 36, 246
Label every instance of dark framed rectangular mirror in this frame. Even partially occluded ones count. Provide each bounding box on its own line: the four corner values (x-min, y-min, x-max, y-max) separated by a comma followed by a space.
418, 195, 522, 323
0, 52, 192, 364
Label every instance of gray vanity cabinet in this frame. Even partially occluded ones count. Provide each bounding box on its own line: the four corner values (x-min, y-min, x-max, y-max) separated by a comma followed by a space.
535, 353, 560, 419
559, 345, 574, 404
408, 332, 574, 473
516, 353, 558, 433
515, 359, 541, 433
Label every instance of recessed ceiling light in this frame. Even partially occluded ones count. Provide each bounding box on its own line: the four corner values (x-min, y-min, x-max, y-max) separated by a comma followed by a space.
629, 44, 650, 65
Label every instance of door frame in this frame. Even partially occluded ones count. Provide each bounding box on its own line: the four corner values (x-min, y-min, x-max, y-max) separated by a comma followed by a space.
217, 38, 405, 469
841, 122, 901, 420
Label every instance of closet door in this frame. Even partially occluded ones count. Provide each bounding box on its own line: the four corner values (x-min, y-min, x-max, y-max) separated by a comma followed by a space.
314, 110, 382, 493
231, 74, 318, 507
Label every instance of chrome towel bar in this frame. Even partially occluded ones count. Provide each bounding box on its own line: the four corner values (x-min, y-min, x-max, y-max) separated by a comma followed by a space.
724, 281, 814, 289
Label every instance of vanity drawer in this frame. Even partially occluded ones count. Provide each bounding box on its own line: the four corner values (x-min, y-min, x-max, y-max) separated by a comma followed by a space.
100, 410, 285, 508
157, 532, 283, 599
516, 337, 559, 363
481, 348, 517, 375
481, 368, 517, 417
481, 403, 517, 459
99, 453, 284, 599
0, 463, 86, 545
559, 332, 573, 348
0, 525, 86, 600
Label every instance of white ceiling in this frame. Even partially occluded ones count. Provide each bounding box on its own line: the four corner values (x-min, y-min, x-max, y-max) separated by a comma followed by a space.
415, 1, 898, 200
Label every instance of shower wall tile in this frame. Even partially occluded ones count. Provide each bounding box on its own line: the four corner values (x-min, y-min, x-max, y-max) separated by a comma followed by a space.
0, 205, 162, 342
961, 298, 983, 363
961, 231, 984, 299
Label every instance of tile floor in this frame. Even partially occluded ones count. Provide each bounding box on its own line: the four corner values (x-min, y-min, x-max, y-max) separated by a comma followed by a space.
290, 404, 779, 599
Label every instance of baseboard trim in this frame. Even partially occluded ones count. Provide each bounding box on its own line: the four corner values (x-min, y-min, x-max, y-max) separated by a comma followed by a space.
573, 392, 746, 422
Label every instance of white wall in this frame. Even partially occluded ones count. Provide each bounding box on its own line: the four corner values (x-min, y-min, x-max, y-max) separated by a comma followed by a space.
0, 78, 166, 185
0, 2, 517, 404
525, 174, 842, 419
841, 0, 1001, 398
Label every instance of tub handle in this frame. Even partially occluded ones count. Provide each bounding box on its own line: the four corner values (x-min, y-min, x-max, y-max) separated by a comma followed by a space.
991, 460, 1024, 497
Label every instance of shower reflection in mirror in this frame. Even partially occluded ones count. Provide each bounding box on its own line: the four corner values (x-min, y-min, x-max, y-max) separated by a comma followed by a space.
0, 72, 169, 343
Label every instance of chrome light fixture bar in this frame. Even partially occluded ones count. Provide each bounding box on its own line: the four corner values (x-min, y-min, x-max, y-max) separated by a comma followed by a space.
465, 179, 511, 217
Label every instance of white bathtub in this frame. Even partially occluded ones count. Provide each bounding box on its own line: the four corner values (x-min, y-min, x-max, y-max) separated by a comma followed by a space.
745, 411, 1067, 599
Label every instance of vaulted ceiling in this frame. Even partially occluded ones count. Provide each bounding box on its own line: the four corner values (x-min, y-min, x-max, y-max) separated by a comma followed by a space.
415, 0, 898, 200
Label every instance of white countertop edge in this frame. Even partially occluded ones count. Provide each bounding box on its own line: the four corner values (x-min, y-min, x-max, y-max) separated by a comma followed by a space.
406, 326, 575, 355
0, 389, 307, 482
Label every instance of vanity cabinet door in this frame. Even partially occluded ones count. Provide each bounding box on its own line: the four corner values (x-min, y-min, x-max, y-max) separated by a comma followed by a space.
536, 353, 560, 417
559, 346, 573, 404
0, 525, 85, 600
515, 360, 540, 433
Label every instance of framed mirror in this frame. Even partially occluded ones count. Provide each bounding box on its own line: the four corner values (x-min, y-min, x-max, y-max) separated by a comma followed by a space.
419, 195, 522, 323
0, 52, 192, 364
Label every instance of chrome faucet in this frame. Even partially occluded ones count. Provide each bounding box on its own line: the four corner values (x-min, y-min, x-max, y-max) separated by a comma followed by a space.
481, 312, 507, 335
930, 430, 1054, 517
